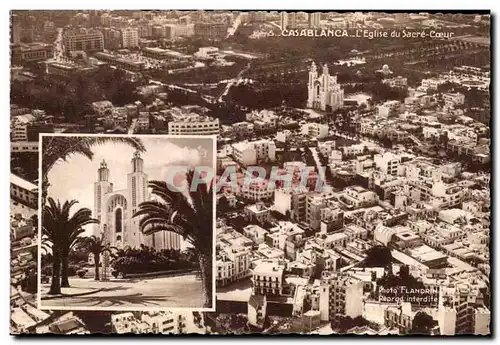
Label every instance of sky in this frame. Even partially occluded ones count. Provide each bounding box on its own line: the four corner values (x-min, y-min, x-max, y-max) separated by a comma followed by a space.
46, 136, 215, 247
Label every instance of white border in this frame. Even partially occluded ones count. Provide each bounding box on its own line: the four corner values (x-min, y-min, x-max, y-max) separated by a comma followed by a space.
36, 133, 217, 312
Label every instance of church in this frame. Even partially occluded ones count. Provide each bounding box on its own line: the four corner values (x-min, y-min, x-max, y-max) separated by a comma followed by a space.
307, 62, 344, 112
93, 151, 181, 251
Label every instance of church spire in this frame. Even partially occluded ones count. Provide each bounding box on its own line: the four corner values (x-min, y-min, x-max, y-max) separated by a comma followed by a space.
131, 151, 144, 173
323, 63, 329, 75
310, 61, 317, 72
98, 159, 109, 181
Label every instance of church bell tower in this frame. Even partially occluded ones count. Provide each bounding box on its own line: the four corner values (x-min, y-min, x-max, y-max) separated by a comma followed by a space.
94, 160, 113, 236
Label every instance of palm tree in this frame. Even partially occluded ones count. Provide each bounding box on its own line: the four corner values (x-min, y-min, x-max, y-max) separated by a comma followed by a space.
134, 170, 213, 308
41, 136, 145, 205
42, 197, 99, 294
40, 237, 52, 255
79, 234, 116, 281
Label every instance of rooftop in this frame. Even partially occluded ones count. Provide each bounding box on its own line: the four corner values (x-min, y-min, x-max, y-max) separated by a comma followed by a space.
10, 173, 37, 192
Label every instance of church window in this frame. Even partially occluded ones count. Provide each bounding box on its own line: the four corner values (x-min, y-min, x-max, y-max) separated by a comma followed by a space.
97, 186, 101, 210
115, 208, 122, 233
132, 177, 137, 207
316, 84, 320, 95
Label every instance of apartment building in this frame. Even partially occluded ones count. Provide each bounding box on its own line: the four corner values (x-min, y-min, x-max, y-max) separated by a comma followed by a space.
266, 221, 305, 260
301, 122, 329, 139
382, 76, 408, 88
10, 173, 38, 208
121, 28, 139, 48
63, 29, 104, 54
319, 271, 364, 322
232, 121, 254, 137
374, 152, 401, 176
443, 92, 466, 107
216, 245, 251, 287
232, 139, 276, 166
168, 112, 219, 136
377, 100, 404, 118
252, 260, 286, 296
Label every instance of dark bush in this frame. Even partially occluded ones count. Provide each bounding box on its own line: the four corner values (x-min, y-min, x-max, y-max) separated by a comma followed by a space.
41, 266, 52, 277
77, 269, 87, 278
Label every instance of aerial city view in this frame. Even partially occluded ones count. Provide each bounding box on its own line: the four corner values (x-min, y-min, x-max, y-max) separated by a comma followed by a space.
10, 10, 490, 335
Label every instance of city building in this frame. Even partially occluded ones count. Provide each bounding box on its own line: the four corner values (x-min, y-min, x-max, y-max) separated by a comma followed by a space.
308, 13, 321, 28
280, 12, 288, 30
443, 92, 466, 107
10, 173, 38, 208
301, 122, 329, 139
382, 76, 408, 88
168, 110, 219, 136
320, 271, 364, 322
111, 311, 183, 334
307, 62, 344, 111
11, 14, 21, 45
232, 139, 276, 166
374, 152, 401, 176
289, 12, 298, 29
120, 28, 140, 48
11, 43, 53, 63
216, 245, 250, 287
377, 100, 404, 118
194, 23, 228, 39
63, 28, 104, 54
252, 260, 285, 296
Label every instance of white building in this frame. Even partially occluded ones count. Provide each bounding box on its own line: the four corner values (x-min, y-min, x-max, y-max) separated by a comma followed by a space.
320, 271, 364, 322
243, 224, 268, 245
252, 260, 285, 296
318, 140, 336, 157
377, 100, 404, 118
232, 121, 254, 137
280, 11, 288, 30
168, 111, 219, 136
307, 62, 344, 111
443, 92, 465, 107
121, 28, 139, 48
301, 122, 329, 139
194, 46, 219, 58
382, 76, 408, 88
232, 139, 276, 166
111, 311, 182, 334
374, 152, 401, 176
216, 245, 250, 287
420, 78, 446, 91
11, 173, 38, 207
340, 186, 377, 209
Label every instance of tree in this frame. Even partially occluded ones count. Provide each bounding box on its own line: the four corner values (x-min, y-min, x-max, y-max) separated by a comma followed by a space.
399, 264, 410, 280
41, 136, 146, 206
362, 245, 393, 268
411, 311, 436, 335
218, 195, 230, 213
42, 197, 99, 293
79, 234, 116, 281
134, 170, 214, 308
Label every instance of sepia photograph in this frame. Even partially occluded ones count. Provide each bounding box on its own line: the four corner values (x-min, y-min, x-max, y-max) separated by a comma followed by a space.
9, 9, 491, 335
37, 134, 216, 311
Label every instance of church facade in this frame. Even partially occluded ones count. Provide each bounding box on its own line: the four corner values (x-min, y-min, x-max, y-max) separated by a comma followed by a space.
307, 62, 344, 111
93, 152, 181, 251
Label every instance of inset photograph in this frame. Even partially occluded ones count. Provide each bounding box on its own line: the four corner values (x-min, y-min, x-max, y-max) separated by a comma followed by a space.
38, 134, 216, 311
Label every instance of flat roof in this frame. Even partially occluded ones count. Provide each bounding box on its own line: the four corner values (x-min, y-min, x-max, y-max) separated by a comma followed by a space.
11, 173, 37, 192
